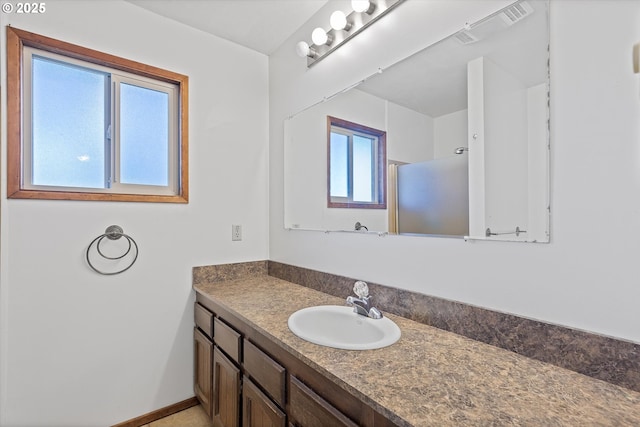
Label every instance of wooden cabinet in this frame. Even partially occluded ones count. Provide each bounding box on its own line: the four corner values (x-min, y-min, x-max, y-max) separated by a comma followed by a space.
194, 303, 245, 427
195, 303, 214, 337
194, 296, 378, 427
194, 327, 213, 417
213, 346, 241, 427
243, 340, 286, 408
243, 377, 286, 427
288, 376, 359, 427
214, 317, 242, 363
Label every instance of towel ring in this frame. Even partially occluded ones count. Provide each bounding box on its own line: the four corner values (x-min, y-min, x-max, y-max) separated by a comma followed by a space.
86, 225, 139, 275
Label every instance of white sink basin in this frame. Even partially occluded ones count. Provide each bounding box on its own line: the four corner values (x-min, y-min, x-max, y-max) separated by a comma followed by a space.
287, 305, 401, 350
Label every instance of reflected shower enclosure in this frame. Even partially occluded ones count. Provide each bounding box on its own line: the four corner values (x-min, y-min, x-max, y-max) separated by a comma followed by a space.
395, 156, 469, 236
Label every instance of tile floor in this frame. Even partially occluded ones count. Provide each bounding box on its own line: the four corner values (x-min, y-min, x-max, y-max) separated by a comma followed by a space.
141, 404, 213, 427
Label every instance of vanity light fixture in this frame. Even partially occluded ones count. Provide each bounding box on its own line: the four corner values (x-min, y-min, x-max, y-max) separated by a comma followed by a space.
295, 41, 316, 58
330, 10, 351, 31
352, 0, 375, 14
311, 27, 332, 46
296, 0, 406, 67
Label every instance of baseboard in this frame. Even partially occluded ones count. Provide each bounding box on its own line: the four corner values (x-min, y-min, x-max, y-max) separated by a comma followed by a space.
111, 396, 200, 427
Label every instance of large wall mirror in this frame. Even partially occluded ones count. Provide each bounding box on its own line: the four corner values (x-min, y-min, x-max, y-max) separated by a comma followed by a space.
284, 0, 550, 242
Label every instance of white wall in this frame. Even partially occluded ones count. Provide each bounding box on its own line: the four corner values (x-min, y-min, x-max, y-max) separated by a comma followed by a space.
0, 1, 269, 426
285, 88, 387, 231
284, 87, 430, 232
270, 0, 640, 345
386, 101, 433, 163
434, 109, 467, 159
474, 56, 529, 239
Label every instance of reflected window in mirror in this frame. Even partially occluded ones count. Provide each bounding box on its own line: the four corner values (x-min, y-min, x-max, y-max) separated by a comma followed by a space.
327, 116, 386, 209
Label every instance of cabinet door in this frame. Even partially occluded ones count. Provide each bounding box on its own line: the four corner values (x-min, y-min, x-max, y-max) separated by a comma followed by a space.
194, 328, 213, 417
213, 346, 241, 427
243, 377, 286, 427
289, 376, 359, 427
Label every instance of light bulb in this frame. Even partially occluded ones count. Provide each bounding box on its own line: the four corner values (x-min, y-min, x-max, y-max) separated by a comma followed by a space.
351, 0, 371, 13
330, 10, 348, 31
311, 27, 328, 45
295, 41, 311, 58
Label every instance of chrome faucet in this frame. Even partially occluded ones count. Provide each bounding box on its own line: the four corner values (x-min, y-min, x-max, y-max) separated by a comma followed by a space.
346, 281, 383, 319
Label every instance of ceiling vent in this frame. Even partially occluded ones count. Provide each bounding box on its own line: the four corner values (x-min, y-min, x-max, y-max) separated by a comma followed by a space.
454, 30, 479, 45
500, 1, 534, 26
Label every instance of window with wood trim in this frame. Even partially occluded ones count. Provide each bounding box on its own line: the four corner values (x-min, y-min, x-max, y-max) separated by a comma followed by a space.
6, 27, 189, 203
327, 116, 386, 209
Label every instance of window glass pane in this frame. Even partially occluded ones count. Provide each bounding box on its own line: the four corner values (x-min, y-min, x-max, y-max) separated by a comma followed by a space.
32, 56, 107, 188
330, 132, 349, 198
353, 135, 374, 202
120, 83, 169, 186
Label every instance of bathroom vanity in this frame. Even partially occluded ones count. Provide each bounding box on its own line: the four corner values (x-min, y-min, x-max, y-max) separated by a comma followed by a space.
194, 282, 388, 426
193, 266, 640, 426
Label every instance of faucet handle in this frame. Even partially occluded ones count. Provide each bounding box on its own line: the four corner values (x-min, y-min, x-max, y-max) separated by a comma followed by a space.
353, 281, 369, 298
368, 307, 383, 319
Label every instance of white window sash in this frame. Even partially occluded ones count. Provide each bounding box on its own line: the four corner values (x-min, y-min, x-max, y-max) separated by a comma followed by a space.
21, 46, 179, 196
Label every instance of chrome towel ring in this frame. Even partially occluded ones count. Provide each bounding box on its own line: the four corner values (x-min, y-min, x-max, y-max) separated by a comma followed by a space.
86, 225, 139, 275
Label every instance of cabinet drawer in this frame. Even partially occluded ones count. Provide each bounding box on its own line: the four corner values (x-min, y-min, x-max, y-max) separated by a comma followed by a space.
289, 376, 358, 427
195, 303, 214, 339
214, 317, 241, 363
243, 339, 286, 407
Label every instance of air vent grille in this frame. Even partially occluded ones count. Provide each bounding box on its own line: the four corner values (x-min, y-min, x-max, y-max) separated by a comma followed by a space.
454, 30, 479, 45
500, 1, 533, 26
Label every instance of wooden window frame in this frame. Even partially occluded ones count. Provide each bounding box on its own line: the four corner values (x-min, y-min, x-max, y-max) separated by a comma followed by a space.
327, 116, 387, 209
6, 26, 189, 203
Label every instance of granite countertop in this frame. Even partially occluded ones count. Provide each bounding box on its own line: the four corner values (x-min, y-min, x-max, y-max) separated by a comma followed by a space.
194, 274, 640, 426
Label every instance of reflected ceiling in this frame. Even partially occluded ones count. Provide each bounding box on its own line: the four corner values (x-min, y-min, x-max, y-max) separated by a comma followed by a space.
357, 1, 548, 117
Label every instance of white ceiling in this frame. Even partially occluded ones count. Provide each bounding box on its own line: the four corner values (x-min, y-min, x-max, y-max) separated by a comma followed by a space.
126, 0, 328, 55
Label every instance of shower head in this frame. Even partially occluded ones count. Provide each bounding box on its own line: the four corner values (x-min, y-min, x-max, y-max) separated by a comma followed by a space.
454, 147, 469, 154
